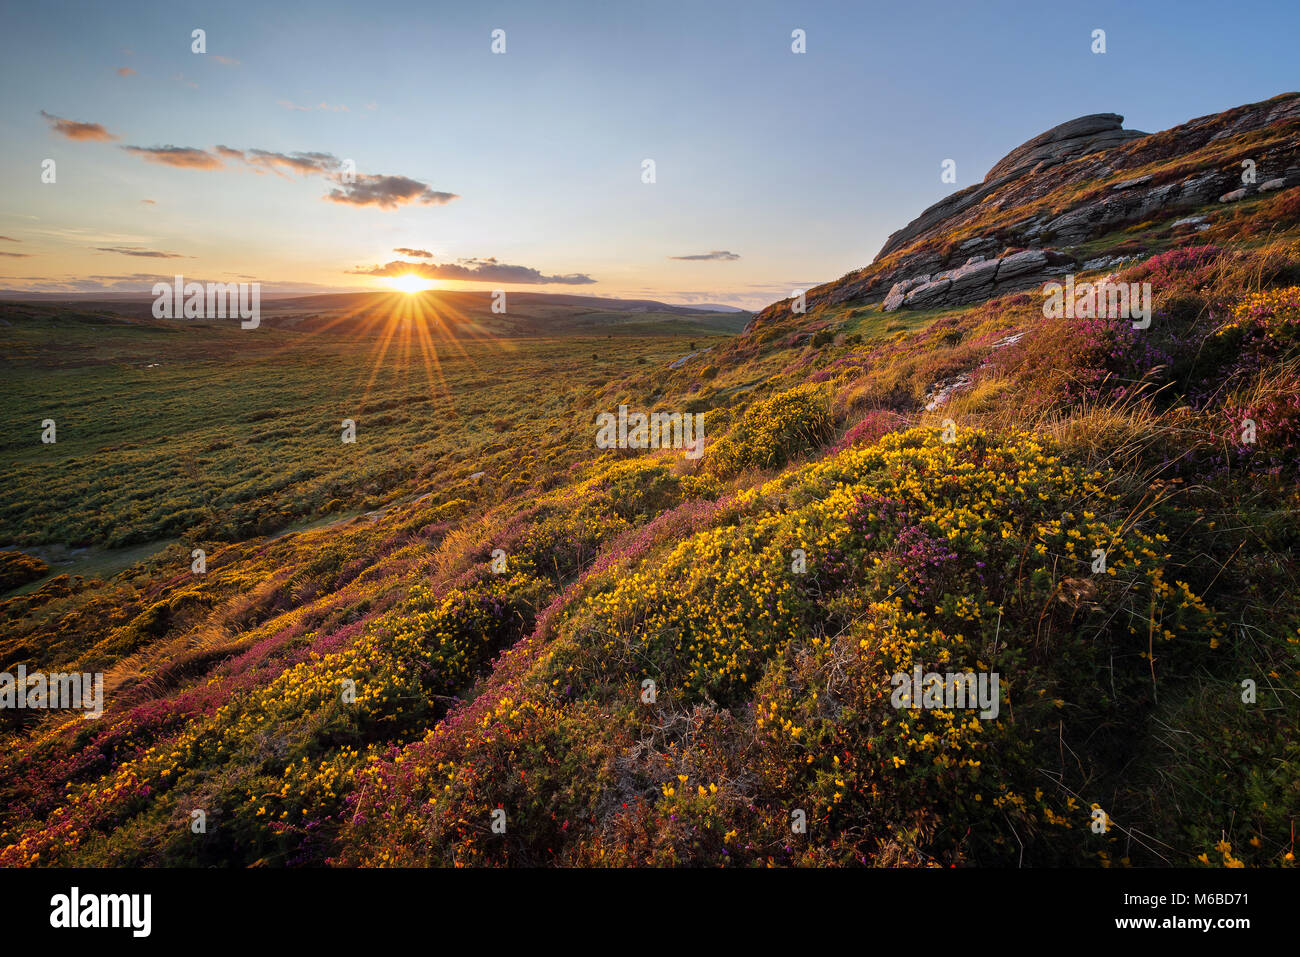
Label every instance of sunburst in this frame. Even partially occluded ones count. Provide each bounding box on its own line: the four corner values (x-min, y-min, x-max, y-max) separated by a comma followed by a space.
387, 273, 435, 294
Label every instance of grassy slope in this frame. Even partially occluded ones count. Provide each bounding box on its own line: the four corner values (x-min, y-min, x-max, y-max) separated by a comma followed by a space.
1, 154, 1299, 868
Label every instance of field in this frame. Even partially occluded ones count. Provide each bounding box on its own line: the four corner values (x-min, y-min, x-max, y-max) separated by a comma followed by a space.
0, 299, 739, 554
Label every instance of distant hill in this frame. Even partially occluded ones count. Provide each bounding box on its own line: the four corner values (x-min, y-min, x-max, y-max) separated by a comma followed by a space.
0, 289, 751, 337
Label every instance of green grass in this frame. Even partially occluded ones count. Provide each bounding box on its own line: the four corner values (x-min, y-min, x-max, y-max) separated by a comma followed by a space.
0, 306, 711, 550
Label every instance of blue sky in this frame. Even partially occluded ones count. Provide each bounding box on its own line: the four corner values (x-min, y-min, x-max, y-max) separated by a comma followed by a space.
1, 0, 1296, 307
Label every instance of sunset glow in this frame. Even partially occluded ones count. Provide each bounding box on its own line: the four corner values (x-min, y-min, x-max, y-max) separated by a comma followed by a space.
387, 274, 435, 294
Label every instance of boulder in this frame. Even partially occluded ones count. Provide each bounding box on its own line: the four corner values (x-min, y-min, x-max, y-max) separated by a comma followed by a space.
1112, 174, 1154, 190
946, 257, 1001, 293
984, 114, 1149, 185
994, 249, 1047, 280
903, 278, 952, 306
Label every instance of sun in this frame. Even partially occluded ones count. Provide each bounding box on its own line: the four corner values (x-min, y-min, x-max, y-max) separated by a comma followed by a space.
388, 273, 435, 294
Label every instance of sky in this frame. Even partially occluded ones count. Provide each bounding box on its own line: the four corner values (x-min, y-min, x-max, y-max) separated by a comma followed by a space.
1, 0, 1297, 309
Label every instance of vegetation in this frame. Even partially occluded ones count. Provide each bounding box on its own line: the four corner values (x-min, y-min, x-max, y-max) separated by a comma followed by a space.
2, 149, 1298, 869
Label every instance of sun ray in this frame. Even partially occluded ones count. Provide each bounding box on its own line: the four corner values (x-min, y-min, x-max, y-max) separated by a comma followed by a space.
387, 274, 435, 294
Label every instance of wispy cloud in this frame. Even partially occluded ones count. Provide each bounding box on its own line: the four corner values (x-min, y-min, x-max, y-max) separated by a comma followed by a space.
350, 258, 595, 285
0, 236, 20, 242
123, 145, 223, 169
216, 146, 341, 176
119, 140, 455, 209
94, 246, 187, 258
326, 175, 458, 209
212, 55, 241, 67
394, 247, 433, 258
26, 226, 155, 244
669, 250, 741, 261
0, 252, 31, 258
116, 67, 136, 77
40, 110, 117, 142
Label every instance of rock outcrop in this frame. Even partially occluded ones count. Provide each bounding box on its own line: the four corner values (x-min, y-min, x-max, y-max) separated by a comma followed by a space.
743, 93, 1300, 333
983, 114, 1148, 184
877, 114, 1149, 260
882, 248, 1075, 312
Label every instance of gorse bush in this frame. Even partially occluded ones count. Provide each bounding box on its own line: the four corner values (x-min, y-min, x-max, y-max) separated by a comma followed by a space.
332, 425, 1228, 866
0, 551, 48, 592
1219, 285, 1300, 346
707, 383, 833, 476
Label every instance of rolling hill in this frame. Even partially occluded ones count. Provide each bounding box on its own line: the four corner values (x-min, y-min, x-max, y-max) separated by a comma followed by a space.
0, 290, 751, 338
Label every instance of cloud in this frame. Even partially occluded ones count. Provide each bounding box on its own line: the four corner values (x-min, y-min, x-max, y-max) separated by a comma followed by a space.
0, 236, 20, 242
26, 226, 154, 244
350, 258, 595, 285
140, 199, 156, 205
212, 55, 241, 67
214, 146, 342, 177
39, 110, 117, 142
94, 246, 187, 258
277, 99, 348, 112
116, 67, 136, 77
122, 145, 223, 169
87, 273, 172, 280
118, 140, 455, 210
245, 149, 341, 176
0, 252, 31, 258
394, 247, 433, 258
624, 284, 804, 311
173, 73, 199, 89
669, 250, 741, 261
326, 174, 458, 209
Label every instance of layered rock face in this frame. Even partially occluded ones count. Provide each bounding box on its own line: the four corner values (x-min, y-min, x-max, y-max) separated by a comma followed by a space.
881, 248, 1075, 312
876, 114, 1150, 263
983, 113, 1148, 185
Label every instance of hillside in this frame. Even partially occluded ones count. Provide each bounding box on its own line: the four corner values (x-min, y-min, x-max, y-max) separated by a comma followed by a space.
1, 94, 1297, 868
0, 291, 750, 338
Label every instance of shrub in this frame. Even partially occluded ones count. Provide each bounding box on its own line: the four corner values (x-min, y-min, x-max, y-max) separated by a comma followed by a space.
707, 383, 833, 476
832, 409, 900, 451
1122, 244, 1222, 290
0, 552, 49, 592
